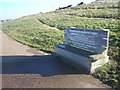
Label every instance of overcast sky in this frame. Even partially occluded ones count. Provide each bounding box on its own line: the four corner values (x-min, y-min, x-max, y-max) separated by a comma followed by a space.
0, 0, 95, 20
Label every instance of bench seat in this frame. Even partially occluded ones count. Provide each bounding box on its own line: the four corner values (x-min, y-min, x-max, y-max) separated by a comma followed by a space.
55, 27, 109, 73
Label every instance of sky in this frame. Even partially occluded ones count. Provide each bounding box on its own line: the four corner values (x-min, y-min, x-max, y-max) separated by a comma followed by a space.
0, 0, 95, 20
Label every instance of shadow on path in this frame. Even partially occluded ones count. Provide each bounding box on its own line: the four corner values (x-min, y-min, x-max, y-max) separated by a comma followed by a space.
2, 55, 87, 77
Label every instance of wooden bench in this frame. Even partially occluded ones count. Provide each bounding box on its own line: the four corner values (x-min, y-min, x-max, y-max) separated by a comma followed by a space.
55, 27, 109, 73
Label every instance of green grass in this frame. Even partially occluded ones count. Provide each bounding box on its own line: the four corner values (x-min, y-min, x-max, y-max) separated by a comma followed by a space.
2, 2, 120, 89
72, 2, 119, 9
55, 9, 119, 19
37, 13, 118, 30
54, 2, 119, 19
2, 17, 64, 53
93, 61, 119, 88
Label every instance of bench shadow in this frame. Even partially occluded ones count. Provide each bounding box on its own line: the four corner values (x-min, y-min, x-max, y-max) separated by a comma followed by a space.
2, 55, 88, 77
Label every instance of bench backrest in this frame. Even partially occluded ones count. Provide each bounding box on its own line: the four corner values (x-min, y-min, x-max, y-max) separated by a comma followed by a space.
64, 27, 109, 54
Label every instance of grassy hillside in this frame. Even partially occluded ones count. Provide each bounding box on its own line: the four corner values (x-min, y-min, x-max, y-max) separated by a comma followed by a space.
55, 2, 119, 19
2, 2, 119, 89
37, 13, 118, 30
2, 17, 63, 53
94, 0, 120, 3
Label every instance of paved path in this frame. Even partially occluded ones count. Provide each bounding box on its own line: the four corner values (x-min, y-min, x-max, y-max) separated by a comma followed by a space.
0, 30, 111, 88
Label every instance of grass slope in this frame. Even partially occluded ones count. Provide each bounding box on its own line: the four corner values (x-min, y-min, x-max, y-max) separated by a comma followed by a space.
2, 2, 120, 89
37, 13, 118, 30
2, 17, 63, 53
